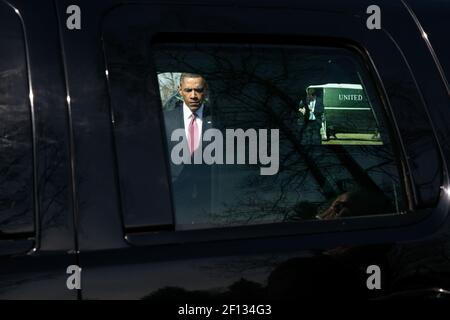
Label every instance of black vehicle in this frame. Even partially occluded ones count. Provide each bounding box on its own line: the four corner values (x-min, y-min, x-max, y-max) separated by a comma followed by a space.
1, 0, 450, 301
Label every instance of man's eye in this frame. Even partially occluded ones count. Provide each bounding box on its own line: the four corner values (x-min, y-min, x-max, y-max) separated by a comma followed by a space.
183, 88, 204, 93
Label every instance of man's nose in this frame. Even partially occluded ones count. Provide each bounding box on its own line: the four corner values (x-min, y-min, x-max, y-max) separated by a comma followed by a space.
189, 91, 198, 99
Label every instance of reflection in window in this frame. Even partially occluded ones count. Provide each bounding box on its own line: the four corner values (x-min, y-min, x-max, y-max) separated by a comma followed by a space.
154, 43, 406, 230
0, 2, 34, 236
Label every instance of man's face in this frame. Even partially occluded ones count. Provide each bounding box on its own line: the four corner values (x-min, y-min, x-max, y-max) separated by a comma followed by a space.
178, 76, 207, 112
307, 90, 315, 101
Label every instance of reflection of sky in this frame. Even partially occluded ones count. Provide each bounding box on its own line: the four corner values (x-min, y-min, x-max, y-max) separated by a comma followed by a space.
173, 143, 403, 226
210, 165, 321, 223
158, 72, 180, 87
81, 253, 297, 300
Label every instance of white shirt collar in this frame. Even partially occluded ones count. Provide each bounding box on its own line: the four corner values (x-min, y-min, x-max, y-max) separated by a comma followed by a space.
183, 102, 204, 120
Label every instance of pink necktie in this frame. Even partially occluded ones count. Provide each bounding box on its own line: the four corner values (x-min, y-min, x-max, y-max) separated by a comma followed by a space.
188, 113, 198, 156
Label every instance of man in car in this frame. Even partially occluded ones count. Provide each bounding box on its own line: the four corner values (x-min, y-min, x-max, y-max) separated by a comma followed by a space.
163, 73, 214, 228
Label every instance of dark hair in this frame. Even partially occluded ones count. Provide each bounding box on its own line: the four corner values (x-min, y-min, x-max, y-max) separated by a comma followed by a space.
179, 73, 205, 85
307, 88, 316, 96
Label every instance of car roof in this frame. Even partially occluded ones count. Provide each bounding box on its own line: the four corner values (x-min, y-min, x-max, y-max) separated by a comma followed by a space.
307, 83, 363, 90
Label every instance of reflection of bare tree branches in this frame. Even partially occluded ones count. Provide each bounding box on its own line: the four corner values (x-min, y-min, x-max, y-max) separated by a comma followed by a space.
38, 142, 69, 227
154, 45, 405, 225
0, 103, 33, 234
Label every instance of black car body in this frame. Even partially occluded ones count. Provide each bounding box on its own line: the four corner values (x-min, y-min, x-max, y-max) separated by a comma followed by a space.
1, 0, 450, 301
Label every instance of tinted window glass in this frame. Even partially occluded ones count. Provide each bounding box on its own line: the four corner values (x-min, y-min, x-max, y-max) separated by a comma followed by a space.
154, 42, 407, 230
0, 2, 34, 236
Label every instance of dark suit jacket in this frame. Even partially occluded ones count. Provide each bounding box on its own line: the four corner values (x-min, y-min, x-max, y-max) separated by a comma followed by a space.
297, 96, 324, 145
305, 96, 324, 121
163, 101, 213, 181
163, 101, 215, 227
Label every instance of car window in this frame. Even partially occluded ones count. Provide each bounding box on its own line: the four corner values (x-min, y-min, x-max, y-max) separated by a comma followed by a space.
153, 41, 407, 230
0, 1, 34, 237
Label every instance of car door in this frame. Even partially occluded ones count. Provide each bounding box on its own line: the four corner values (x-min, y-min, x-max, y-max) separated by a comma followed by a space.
57, 0, 450, 300
0, 0, 78, 299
